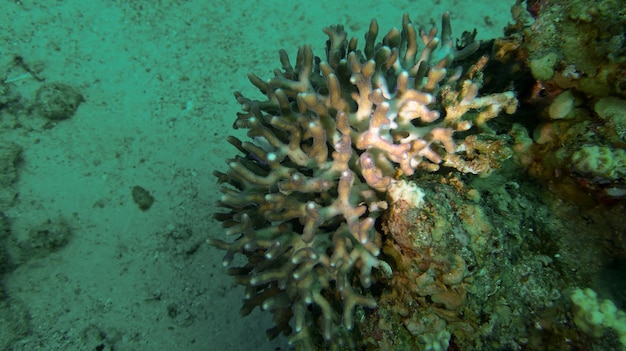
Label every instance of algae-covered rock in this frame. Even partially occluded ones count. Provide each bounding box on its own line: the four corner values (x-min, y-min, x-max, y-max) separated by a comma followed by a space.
0, 142, 22, 207
34, 83, 84, 120
8, 218, 72, 264
131, 185, 155, 211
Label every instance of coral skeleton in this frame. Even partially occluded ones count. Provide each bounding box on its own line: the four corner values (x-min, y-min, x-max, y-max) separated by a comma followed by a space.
210, 11, 517, 350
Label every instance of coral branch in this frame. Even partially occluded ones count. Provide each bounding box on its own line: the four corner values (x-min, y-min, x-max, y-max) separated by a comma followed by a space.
209, 10, 517, 350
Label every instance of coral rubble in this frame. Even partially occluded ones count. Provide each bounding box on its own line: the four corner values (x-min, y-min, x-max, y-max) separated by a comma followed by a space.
210, 11, 517, 350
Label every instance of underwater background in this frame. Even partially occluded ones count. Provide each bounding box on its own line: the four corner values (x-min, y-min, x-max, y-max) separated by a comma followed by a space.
0, 0, 624, 350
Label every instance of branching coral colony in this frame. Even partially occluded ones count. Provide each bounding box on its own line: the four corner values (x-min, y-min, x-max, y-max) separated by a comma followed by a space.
210, 11, 518, 350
